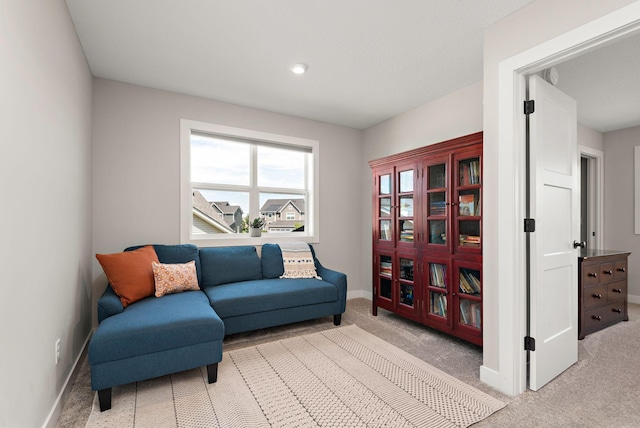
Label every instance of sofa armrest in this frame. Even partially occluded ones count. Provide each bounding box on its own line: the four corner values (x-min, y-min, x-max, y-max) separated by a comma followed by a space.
316, 262, 347, 314
97, 285, 124, 323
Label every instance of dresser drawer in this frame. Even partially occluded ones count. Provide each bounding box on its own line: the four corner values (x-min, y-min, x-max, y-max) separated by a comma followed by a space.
614, 260, 628, 280
607, 281, 626, 300
582, 265, 600, 286
598, 262, 615, 284
583, 284, 607, 309
583, 301, 626, 331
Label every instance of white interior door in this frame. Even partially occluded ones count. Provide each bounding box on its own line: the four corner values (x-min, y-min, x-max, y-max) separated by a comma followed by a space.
528, 74, 579, 391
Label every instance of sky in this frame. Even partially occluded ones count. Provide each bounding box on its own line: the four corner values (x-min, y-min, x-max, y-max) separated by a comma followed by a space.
191, 134, 307, 216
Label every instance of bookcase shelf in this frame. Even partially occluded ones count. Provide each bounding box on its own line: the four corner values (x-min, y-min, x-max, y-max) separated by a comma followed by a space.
370, 132, 483, 346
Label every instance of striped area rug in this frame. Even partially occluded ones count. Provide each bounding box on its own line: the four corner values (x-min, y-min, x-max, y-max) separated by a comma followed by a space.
86, 325, 505, 427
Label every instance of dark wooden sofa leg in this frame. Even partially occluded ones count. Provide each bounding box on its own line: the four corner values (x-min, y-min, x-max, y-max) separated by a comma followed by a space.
207, 363, 218, 384
333, 314, 342, 326
98, 388, 112, 412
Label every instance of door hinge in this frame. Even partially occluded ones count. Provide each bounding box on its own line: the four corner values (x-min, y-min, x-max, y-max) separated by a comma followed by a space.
524, 218, 536, 233
524, 336, 536, 351
524, 100, 535, 115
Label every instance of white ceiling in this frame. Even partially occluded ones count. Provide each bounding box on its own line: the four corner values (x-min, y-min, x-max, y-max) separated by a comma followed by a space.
64, 0, 639, 132
554, 32, 640, 133
64, 0, 533, 130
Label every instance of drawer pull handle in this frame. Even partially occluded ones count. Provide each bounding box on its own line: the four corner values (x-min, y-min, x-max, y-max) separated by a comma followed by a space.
587, 272, 598, 278
592, 315, 602, 321
612, 308, 622, 314
603, 270, 613, 275
617, 267, 626, 273
592, 293, 602, 299
612, 288, 623, 293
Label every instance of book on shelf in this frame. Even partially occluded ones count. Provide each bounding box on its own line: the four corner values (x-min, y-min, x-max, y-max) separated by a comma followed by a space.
400, 232, 414, 242
460, 234, 481, 247
459, 160, 480, 186
460, 300, 469, 324
430, 293, 447, 317
430, 200, 446, 216
429, 263, 447, 288
458, 194, 475, 216
459, 269, 481, 294
431, 293, 445, 317
380, 261, 392, 276
459, 300, 481, 329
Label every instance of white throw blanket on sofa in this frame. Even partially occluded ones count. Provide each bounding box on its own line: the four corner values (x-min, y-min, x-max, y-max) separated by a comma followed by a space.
279, 242, 321, 279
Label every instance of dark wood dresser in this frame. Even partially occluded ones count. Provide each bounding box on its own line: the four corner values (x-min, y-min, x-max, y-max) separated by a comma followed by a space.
578, 249, 630, 339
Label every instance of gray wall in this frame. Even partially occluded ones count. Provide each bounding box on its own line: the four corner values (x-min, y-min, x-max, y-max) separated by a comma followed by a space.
604, 125, 640, 302
578, 123, 604, 151
361, 81, 484, 300
92, 78, 364, 311
482, 0, 635, 395
0, 1, 93, 426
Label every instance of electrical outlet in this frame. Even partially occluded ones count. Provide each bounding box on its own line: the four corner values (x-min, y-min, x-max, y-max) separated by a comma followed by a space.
55, 339, 61, 365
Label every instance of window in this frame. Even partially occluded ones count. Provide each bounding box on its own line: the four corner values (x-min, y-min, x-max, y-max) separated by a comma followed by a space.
181, 119, 319, 245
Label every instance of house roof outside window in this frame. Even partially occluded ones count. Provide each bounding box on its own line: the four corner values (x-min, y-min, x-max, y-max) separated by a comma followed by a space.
260, 199, 305, 215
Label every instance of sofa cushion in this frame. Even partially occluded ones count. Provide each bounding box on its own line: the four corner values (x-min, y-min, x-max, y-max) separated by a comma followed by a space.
89, 290, 223, 365
260, 243, 285, 279
126, 244, 202, 285
96, 245, 159, 307
203, 278, 338, 319
152, 261, 200, 297
261, 243, 318, 279
199, 246, 262, 287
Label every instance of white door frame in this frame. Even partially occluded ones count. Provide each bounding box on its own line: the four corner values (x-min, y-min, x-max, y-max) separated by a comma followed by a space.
579, 145, 604, 250
494, 3, 640, 396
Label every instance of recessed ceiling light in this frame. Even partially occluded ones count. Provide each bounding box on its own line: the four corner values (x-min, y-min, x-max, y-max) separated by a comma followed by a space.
290, 63, 308, 75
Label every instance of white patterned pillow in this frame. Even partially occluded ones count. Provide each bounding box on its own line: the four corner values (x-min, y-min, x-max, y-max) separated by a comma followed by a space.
152, 261, 199, 297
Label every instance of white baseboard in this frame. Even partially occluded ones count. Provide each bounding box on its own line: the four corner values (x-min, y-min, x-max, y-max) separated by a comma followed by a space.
42, 330, 93, 428
347, 290, 372, 300
628, 294, 640, 304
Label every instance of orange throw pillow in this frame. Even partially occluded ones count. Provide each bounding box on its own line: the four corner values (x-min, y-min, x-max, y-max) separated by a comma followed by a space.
96, 245, 159, 307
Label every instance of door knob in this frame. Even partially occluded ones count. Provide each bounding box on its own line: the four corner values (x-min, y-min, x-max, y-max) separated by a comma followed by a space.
573, 240, 586, 249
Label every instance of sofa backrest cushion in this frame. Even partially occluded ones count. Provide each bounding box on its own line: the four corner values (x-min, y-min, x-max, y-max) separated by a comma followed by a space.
199, 245, 262, 287
261, 243, 317, 279
125, 244, 202, 285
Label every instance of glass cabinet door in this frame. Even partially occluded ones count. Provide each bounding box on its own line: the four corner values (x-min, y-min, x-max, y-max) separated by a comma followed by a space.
454, 153, 481, 253
424, 258, 451, 326
374, 165, 417, 247
454, 261, 482, 335
377, 254, 393, 302
375, 170, 394, 244
425, 158, 449, 250
397, 168, 415, 245
398, 256, 416, 309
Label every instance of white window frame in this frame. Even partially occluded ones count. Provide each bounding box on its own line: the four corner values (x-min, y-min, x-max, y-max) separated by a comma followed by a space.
180, 119, 319, 246
286, 211, 296, 220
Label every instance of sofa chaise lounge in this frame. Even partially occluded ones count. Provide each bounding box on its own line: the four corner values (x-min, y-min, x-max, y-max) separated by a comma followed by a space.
89, 243, 347, 411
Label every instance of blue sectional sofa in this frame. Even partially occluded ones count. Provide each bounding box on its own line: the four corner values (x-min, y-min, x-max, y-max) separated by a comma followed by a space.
89, 243, 347, 411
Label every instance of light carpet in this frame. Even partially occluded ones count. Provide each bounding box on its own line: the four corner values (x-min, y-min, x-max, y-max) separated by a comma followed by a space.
86, 325, 505, 427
